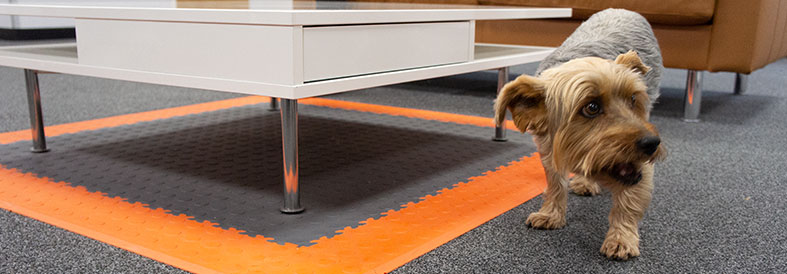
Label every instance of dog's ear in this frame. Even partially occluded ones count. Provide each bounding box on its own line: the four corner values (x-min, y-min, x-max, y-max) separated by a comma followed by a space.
494, 74, 548, 134
615, 50, 650, 75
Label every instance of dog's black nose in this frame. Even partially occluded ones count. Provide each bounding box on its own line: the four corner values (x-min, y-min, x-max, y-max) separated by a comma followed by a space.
636, 136, 661, 156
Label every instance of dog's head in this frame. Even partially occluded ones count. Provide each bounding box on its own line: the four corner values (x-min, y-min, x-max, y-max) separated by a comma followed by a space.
495, 51, 665, 185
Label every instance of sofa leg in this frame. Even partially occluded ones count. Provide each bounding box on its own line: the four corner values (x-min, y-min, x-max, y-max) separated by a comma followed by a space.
683, 70, 703, 122
734, 73, 749, 95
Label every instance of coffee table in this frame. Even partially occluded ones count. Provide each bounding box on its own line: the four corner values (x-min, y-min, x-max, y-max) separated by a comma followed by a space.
0, 1, 570, 213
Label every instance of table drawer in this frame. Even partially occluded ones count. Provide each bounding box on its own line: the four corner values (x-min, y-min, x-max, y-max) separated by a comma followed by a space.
76, 19, 302, 85
303, 21, 472, 82
75, 19, 472, 86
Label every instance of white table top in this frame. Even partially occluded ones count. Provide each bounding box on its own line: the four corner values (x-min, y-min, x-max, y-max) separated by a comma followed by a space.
0, 1, 571, 99
0, 0, 571, 25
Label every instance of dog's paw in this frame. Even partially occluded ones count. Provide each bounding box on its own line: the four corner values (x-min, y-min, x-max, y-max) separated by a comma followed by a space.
525, 212, 566, 229
570, 176, 601, 196
600, 235, 640, 260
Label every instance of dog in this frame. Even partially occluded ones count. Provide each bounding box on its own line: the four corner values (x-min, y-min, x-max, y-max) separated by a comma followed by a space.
494, 9, 666, 260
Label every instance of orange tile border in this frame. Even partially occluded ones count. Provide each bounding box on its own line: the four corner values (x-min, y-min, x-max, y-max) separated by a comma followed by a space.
0, 155, 544, 273
0, 96, 270, 144
307, 155, 546, 273
0, 96, 543, 273
300, 97, 518, 130
1, 96, 518, 145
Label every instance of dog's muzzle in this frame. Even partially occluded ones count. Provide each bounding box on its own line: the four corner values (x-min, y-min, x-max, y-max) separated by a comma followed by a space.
609, 163, 642, 185
636, 136, 661, 156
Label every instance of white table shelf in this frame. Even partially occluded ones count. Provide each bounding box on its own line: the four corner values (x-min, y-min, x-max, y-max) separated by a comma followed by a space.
0, 42, 553, 99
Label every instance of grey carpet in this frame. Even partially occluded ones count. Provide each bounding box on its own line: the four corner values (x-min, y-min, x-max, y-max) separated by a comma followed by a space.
1, 37, 786, 273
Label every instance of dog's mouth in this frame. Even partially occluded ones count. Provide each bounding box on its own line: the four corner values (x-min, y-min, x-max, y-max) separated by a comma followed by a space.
607, 163, 642, 185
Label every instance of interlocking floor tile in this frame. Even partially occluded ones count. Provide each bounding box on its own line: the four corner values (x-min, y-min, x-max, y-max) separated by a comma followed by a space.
0, 97, 546, 273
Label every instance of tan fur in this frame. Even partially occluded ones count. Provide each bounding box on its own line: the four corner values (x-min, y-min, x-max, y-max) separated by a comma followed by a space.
495, 52, 666, 260
614, 50, 651, 75
494, 75, 548, 135
569, 176, 602, 196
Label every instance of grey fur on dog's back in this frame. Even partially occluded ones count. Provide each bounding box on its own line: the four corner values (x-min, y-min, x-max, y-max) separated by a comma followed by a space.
537, 9, 663, 103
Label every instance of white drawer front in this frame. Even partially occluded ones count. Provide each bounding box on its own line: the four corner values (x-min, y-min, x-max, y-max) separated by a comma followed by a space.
76, 19, 301, 85
303, 22, 472, 82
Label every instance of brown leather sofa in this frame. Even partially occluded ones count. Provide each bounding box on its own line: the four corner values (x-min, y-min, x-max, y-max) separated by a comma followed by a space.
352, 0, 787, 121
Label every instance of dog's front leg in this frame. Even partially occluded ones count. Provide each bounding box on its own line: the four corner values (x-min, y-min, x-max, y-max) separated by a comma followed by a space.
526, 153, 568, 229
600, 163, 655, 260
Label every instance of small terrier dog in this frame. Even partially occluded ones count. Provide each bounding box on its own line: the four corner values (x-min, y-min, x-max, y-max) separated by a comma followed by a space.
494, 9, 665, 260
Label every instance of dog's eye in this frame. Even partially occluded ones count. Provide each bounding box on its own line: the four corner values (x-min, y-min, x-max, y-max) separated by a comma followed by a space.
631, 95, 637, 107
581, 101, 602, 118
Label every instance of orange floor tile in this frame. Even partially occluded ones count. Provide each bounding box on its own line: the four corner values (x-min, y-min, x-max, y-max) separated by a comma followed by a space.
0, 96, 545, 273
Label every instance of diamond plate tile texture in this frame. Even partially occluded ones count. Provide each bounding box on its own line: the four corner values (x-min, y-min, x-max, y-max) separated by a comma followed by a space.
0, 102, 536, 246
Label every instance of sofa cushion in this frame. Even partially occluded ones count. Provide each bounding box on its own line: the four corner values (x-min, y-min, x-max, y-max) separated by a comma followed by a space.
477, 0, 716, 25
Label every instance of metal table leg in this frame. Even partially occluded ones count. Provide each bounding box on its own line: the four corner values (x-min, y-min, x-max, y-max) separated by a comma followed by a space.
24, 69, 49, 153
280, 98, 304, 214
494, 67, 509, 142
269, 97, 279, 111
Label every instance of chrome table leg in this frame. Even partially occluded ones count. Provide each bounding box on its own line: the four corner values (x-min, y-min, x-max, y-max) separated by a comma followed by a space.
280, 99, 304, 214
269, 97, 279, 111
24, 69, 49, 153
494, 67, 509, 141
